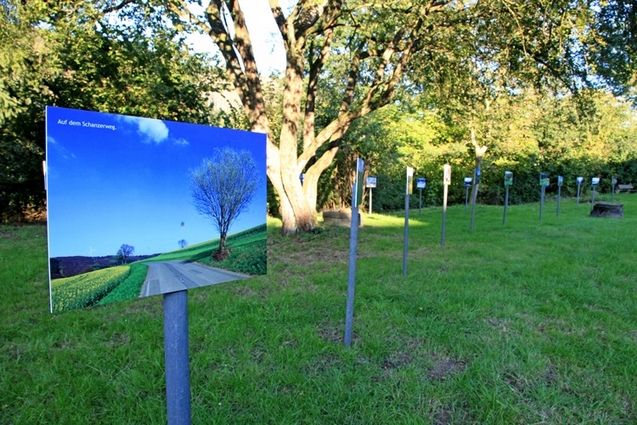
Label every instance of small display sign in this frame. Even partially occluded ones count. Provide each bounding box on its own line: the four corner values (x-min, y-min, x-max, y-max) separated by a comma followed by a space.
366, 176, 377, 188
592, 177, 600, 185
417, 177, 427, 189
576, 176, 584, 185
474, 168, 481, 184
443, 164, 451, 186
504, 171, 513, 186
612, 177, 617, 185
406, 167, 414, 195
540, 173, 549, 186
557, 175, 563, 186
464, 177, 472, 187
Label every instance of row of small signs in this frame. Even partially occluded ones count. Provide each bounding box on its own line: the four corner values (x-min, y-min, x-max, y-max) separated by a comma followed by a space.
541, 175, 604, 187
364, 172, 606, 191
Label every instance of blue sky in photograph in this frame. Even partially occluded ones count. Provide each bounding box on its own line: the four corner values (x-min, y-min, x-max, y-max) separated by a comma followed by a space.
46, 106, 267, 257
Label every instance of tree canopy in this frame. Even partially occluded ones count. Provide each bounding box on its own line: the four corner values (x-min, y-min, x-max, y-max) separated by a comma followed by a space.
2, 0, 635, 227
0, 0, 218, 221
138, 0, 631, 234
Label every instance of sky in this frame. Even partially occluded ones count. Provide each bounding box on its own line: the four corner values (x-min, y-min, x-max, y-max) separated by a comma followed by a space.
184, 0, 290, 74
46, 106, 267, 258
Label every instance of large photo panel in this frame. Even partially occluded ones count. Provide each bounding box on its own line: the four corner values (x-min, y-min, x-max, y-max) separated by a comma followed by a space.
46, 106, 267, 313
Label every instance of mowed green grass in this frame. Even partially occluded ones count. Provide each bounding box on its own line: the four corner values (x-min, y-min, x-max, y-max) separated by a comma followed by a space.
1, 194, 637, 423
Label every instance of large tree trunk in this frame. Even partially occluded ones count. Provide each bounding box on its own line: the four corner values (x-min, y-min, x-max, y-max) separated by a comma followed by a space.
303, 145, 340, 212
167, 0, 427, 234
276, 48, 318, 233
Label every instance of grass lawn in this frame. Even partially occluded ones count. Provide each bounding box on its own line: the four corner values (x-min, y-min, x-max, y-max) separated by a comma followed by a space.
1, 194, 636, 424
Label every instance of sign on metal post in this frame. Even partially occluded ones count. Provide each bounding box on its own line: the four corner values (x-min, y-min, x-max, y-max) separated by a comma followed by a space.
557, 175, 563, 216
591, 177, 600, 210
576, 176, 584, 205
503, 171, 512, 224
539, 173, 549, 221
441, 164, 451, 247
344, 158, 364, 347
611, 176, 617, 203
45, 106, 268, 424
469, 169, 480, 231
403, 167, 414, 276
464, 177, 472, 211
366, 176, 376, 215
45, 106, 267, 311
417, 177, 426, 215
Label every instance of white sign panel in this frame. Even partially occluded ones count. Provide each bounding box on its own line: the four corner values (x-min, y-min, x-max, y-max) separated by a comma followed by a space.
406, 167, 414, 195
443, 164, 451, 186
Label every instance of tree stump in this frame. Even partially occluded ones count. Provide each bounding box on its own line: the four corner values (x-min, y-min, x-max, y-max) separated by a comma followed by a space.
322, 208, 364, 228
590, 203, 623, 218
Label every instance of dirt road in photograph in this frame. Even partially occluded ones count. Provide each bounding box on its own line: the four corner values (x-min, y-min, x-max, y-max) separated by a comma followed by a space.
140, 260, 249, 297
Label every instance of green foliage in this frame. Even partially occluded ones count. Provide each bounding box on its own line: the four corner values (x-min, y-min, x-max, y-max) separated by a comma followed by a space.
322, 89, 637, 212
0, 0, 220, 222
589, 0, 637, 98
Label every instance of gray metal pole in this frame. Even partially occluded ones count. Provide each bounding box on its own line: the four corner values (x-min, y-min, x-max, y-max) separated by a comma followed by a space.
469, 192, 477, 231
344, 203, 359, 347
556, 185, 561, 216
503, 185, 509, 225
163, 290, 191, 425
403, 193, 410, 275
368, 189, 372, 216
441, 184, 448, 247
465, 186, 469, 211
540, 186, 545, 221
419, 189, 422, 215
577, 184, 581, 206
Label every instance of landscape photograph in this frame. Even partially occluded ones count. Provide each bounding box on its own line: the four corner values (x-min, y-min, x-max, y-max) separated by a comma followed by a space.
45, 106, 267, 313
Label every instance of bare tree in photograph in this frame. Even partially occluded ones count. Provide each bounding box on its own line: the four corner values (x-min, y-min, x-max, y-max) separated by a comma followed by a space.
116, 244, 134, 264
190, 147, 258, 261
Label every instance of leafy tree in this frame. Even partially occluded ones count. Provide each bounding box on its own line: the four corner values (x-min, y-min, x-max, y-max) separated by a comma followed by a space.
147, 0, 604, 234
116, 244, 134, 264
589, 0, 637, 98
323, 87, 637, 209
0, 0, 218, 221
189, 148, 258, 261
